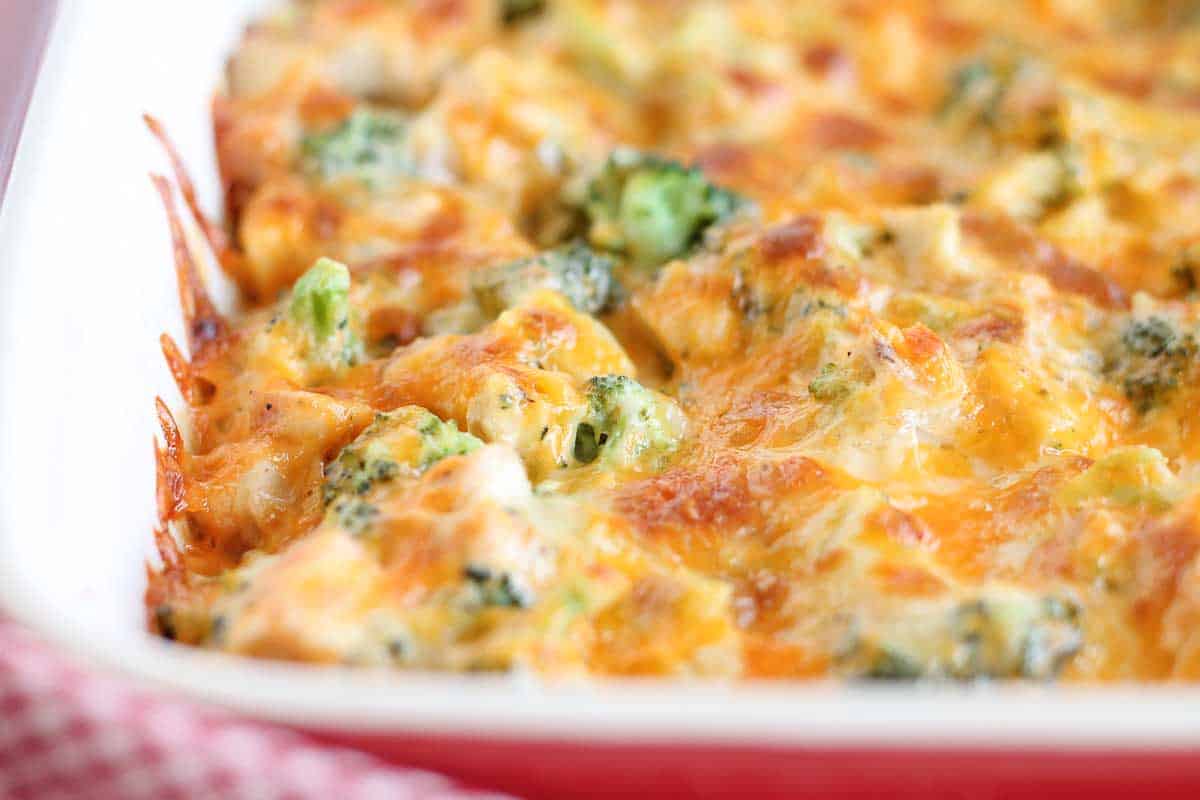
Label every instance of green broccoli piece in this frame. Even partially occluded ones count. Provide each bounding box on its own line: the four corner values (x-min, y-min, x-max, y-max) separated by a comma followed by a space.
953, 595, 1082, 680
573, 375, 685, 468
860, 648, 926, 680
501, 0, 545, 24
809, 363, 853, 402
1123, 316, 1185, 358
1059, 445, 1180, 511
288, 257, 364, 368
414, 410, 483, 468
329, 497, 381, 537
1172, 244, 1200, 297
290, 257, 351, 340
463, 564, 533, 608
471, 242, 617, 317
323, 407, 481, 511
1105, 316, 1196, 413
300, 108, 411, 188
847, 591, 1083, 682
583, 148, 746, 268
939, 58, 1019, 130
939, 56, 1065, 147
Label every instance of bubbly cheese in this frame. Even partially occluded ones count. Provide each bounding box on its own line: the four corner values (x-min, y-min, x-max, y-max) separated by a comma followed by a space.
147, 0, 1200, 682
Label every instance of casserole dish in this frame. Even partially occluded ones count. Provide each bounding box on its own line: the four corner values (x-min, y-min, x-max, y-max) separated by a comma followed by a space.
2, 2, 1200, 797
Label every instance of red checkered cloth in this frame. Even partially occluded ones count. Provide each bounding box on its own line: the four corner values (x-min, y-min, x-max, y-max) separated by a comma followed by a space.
0, 619, 511, 800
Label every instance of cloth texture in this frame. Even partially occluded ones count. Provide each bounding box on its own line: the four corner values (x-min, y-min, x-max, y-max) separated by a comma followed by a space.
0, 619, 509, 800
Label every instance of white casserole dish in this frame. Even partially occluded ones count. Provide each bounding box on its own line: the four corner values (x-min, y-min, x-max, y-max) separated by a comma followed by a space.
2, 3, 1200, 796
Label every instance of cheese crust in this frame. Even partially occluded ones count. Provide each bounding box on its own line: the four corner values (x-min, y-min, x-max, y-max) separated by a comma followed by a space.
147, 0, 1200, 681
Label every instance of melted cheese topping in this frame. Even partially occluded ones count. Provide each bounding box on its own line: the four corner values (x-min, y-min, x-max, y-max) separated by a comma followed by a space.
148, 0, 1200, 681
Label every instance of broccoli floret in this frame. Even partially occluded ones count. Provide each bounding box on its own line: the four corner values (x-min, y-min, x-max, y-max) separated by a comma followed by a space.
323, 407, 482, 511
288, 257, 364, 368
300, 109, 411, 188
329, 496, 381, 537
1059, 445, 1180, 511
582, 148, 746, 268
939, 56, 1064, 148
471, 242, 617, 316
573, 375, 685, 468
809, 363, 853, 402
941, 61, 1009, 125
1172, 244, 1200, 297
1105, 316, 1196, 413
290, 258, 351, 340
415, 410, 484, 467
808, 357, 875, 404
463, 564, 534, 608
1123, 316, 1185, 358
846, 591, 1083, 682
860, 648, 925, 680
953, 595, 1082, 680
501, 0, 544, 24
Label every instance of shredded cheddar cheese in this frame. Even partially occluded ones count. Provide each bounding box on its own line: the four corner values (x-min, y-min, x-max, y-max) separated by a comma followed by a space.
147, 0, 1200, 681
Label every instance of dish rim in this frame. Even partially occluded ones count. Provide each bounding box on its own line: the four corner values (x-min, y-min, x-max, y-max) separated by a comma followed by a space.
8, 570, 1200, 749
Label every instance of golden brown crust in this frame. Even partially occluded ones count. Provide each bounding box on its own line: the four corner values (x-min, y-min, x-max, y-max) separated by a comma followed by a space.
144, 0, 1200, 680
